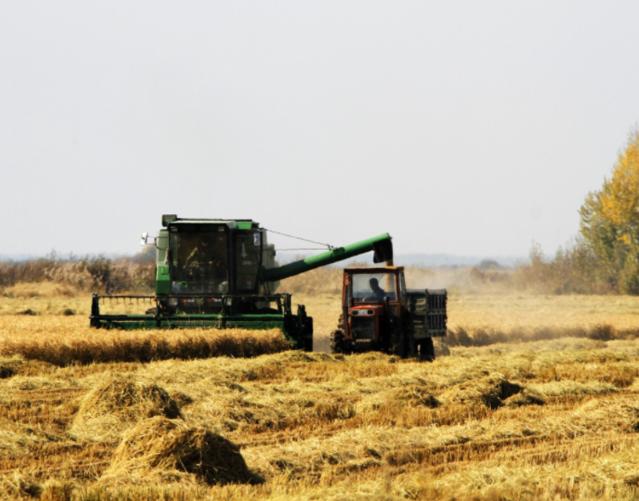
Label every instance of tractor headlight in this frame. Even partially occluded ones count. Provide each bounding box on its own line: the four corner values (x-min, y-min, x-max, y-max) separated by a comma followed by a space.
351, 309, 374, 316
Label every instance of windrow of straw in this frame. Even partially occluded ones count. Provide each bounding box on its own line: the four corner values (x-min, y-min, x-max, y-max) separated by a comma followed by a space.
0, 328, 290, 366
447, 324, 639, 347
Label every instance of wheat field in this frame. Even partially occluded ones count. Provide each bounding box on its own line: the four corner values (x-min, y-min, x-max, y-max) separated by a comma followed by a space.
0, 277, 638, 500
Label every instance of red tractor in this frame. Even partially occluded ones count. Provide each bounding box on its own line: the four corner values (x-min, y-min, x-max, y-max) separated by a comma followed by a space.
329, 266, 447, 360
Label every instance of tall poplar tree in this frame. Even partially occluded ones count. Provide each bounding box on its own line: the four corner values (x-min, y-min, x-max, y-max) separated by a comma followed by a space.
580, 131, 639, 293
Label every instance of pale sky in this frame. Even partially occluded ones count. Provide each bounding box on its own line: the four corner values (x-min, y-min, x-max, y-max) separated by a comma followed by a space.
1, 1, 638, 258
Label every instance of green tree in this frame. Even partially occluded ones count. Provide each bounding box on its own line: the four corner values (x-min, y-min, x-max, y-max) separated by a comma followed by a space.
579, 130, 639, 293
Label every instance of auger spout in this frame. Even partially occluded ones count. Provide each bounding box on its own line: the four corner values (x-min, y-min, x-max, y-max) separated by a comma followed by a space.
262, 233, 393, 282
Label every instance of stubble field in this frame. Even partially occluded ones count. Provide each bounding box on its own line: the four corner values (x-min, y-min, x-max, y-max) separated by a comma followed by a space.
0, 273, 638, 500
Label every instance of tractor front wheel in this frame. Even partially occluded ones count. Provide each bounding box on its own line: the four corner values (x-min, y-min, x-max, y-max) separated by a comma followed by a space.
330, 329, 350, 354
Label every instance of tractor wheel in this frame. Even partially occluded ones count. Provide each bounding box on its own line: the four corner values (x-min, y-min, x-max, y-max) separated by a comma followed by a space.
330, 329, 349, 354
390, 329, 408, 358
419, 337, 435, 361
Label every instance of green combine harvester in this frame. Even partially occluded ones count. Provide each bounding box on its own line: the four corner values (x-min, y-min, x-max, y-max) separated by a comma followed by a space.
90, 214, 393, 350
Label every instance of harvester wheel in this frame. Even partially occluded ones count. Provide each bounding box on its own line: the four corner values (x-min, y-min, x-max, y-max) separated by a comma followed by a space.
329, 329, 349, 354
419, 337, 435, 362
303, 333, 313, 352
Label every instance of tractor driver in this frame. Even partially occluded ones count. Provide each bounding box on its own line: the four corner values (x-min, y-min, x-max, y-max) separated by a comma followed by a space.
368, 278, 386, 301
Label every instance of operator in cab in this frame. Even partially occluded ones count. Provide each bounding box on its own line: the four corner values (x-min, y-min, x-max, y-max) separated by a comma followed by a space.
182, 239, 228, 292
184, 240, 211, 273
368, 278, 386, 301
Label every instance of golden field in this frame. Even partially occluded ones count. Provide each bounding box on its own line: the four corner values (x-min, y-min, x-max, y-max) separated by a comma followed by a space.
0, 274, 638, 500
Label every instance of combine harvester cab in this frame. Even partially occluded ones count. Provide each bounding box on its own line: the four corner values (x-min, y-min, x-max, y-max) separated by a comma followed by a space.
90, 214, 393, 351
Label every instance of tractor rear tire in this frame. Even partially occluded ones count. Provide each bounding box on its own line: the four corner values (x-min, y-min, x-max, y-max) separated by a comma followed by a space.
419, 337, 435, 361
330, 329, 349, 354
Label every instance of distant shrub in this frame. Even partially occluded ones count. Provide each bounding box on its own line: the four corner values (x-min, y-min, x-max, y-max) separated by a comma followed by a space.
0, 254, 154, 293
512, 242, 613, 294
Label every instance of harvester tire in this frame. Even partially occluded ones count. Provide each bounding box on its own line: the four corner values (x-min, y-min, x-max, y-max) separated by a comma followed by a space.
330, 329, 349, 354
303, 334, 313, 352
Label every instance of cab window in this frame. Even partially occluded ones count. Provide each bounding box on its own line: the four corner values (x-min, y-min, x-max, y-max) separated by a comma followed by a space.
350, 272, 398, 303
235, 231, 261, 292
169, 226, 229, 293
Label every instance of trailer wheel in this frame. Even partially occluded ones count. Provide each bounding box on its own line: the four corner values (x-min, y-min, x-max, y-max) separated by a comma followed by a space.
419, 337, 435, 361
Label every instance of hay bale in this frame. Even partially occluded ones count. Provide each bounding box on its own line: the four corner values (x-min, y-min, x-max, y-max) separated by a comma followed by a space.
440, 373, 523, 409
102, 416, 260, 485
70, 376, 181, 441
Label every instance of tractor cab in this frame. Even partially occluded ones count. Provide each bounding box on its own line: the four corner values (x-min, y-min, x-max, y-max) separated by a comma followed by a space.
331, 266, 447, 360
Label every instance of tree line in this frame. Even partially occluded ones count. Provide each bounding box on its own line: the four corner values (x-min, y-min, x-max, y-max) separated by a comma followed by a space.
519, 130, 639, 294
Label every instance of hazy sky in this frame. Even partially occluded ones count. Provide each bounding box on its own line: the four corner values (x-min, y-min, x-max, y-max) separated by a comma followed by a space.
2, 1, 638, 258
